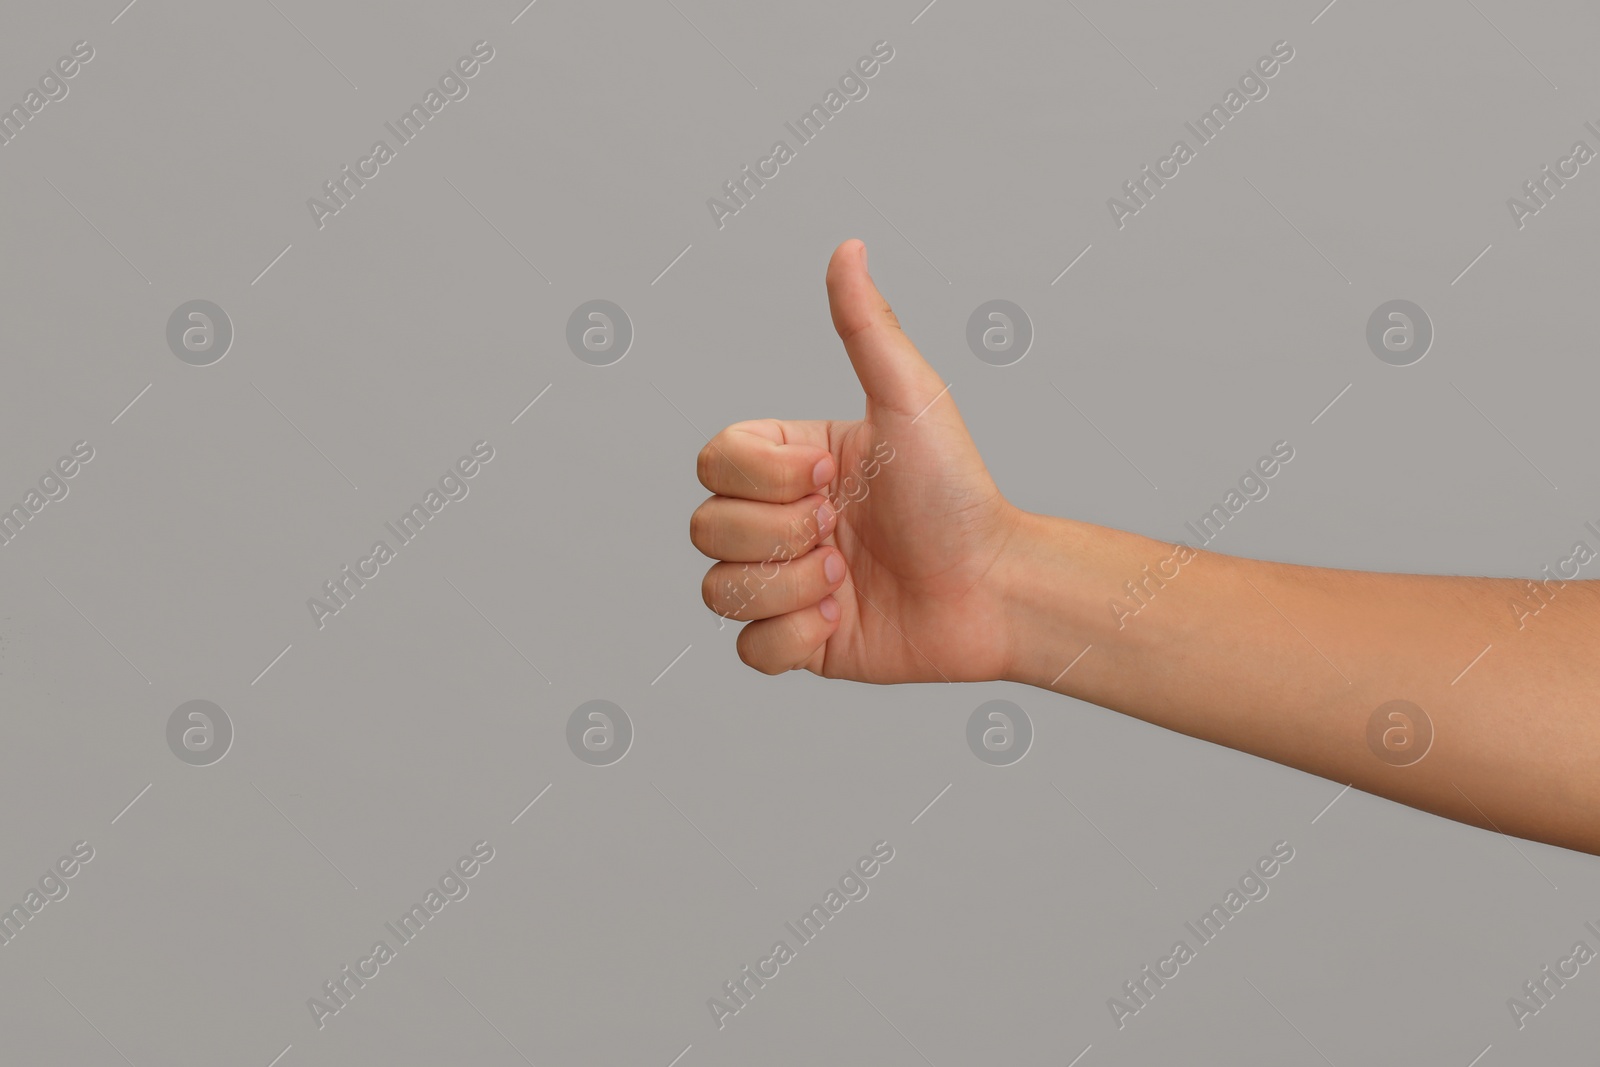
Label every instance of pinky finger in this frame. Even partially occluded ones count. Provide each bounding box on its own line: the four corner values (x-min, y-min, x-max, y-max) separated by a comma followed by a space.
735, 597, 841, 675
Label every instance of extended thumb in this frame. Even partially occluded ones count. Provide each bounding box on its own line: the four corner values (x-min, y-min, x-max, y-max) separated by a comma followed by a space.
825, 239, 945, 418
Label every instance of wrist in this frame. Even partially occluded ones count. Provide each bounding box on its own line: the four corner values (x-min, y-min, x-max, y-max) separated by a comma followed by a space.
994, 510, 1105, 690
994, 509, 1194, 693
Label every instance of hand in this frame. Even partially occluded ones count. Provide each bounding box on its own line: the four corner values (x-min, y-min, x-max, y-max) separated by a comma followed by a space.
690, 243, 1600, 856
691, 239, 1026, 682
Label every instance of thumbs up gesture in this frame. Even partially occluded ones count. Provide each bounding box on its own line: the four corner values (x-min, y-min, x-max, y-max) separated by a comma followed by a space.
692, 239, 1026, 681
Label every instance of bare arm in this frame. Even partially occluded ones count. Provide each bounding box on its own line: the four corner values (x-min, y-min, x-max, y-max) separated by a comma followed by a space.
692, 239, 1600, 857
999, 513, 1600, 855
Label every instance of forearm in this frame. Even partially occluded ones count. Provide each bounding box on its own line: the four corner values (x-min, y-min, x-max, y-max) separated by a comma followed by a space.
1000, 510, 1600, 855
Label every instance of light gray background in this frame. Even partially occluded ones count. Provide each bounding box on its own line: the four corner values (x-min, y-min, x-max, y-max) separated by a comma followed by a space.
1, 0, 1597, 1064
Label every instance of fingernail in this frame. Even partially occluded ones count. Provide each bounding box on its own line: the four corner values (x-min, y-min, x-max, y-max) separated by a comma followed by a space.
814, 500, 834, 535
818, 595, 840, 622
812, 456, 834, 488
824, 552, 845, 584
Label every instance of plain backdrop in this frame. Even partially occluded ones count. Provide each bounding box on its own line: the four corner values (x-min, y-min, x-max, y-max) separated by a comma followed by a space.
0, 1, 1597, 1064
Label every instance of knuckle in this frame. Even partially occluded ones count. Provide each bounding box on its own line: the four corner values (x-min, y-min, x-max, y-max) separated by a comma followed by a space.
755, 453, 792, 499
700, 567, 723, 612
736, 630, 779, 674
716, 564, 760, 620
704, 441, 723, 489
768, 456, 792, 495
786, 559, 809, 606
688, 504, 716, 557
796, 551, 827, 600
788, 499, 813, 543
696, 439, 721, 489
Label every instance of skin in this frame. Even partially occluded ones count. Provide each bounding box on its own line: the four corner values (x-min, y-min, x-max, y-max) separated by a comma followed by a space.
692, 238, 1600, 857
